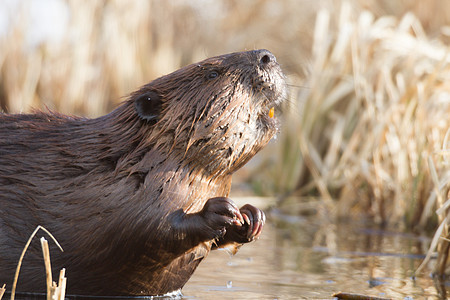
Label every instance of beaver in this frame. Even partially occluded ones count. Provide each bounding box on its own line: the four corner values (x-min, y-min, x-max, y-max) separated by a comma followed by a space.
0, 49, 286, 296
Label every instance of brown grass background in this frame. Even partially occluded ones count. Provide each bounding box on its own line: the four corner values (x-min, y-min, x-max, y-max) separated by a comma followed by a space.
1, 0, 450, 275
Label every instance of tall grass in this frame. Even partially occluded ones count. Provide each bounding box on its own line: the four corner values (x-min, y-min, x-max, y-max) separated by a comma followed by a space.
258, 1, 450, 276
255, 3, 450, 230
0, 0, 221, 116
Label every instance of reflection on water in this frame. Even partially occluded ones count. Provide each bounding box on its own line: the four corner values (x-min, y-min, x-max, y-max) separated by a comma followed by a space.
183, 208, 446, 299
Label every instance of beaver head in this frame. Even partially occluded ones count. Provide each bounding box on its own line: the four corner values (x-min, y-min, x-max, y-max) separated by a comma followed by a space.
130, 49, 287, 177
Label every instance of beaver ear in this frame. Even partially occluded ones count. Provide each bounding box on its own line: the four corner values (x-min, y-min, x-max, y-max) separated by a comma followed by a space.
134, 91, 162, 121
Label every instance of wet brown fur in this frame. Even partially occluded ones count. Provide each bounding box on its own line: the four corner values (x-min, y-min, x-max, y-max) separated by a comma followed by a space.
0, 50, 286, 296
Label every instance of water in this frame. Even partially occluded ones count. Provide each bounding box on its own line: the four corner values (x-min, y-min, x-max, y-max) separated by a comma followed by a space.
183, 209, 446, 299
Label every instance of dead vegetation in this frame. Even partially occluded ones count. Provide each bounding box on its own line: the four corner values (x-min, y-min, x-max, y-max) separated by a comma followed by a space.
0, 284, 5, 300
40, 238, 66, 300
7, 226, 65, 300
261, 1, 450, 277
262, 2, 450, 229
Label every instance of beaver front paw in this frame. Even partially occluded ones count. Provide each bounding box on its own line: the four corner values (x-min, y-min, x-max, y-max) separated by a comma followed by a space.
209, 202, 265, 247
198, 197, 245, 241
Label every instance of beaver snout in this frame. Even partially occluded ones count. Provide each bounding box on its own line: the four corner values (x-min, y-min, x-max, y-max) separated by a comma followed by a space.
255, 49, 277, 66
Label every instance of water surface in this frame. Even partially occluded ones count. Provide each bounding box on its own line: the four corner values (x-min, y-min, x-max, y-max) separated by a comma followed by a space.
183, 203, 444, 299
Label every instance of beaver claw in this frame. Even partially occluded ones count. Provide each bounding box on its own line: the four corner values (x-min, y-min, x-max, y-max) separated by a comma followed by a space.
199, 197, 265, 246
238, 204, 266, 242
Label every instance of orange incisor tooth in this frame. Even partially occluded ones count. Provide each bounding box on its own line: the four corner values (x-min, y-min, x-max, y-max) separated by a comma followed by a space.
268, 107, 275, 118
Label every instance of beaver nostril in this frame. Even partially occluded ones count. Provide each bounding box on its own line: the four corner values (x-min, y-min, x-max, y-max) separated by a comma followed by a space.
260, 54, 271, 64
256, 50, 276, 65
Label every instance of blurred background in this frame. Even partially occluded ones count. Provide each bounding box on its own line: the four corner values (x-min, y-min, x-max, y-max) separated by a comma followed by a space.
1, 0, 450, 298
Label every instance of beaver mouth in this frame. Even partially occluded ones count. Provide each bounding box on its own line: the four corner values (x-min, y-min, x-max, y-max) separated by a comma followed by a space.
253, 80, 286, 125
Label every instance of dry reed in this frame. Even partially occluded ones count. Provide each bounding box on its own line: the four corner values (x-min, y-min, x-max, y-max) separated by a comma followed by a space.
10, 226, 64, 300
41, 238, 67, 300
416, 132, 450, 276
0, 284, 5, 300
254, 3, 450, 231
262, 1, 450, 277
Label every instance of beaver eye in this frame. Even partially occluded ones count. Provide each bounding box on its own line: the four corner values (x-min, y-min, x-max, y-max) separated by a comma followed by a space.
207, 71, 219, 80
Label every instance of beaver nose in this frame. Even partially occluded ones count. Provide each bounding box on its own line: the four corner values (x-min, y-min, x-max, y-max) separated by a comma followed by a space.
255, 49, 277, 65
